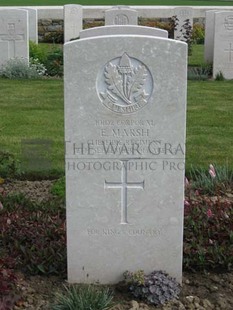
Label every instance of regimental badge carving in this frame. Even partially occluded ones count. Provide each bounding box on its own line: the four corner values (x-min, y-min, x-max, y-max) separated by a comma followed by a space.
114, 14, 129, 25
97, 53, 153, 114
224, 15, 233, 30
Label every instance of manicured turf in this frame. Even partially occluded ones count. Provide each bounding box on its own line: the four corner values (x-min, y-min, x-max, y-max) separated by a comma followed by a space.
1, 0, 233, 6
0, 77, 232, 173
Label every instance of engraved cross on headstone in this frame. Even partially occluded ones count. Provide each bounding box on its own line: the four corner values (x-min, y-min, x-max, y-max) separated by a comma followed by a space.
224, 42, 233, 62
104, 160, 144, 224
0, 23, 25, 59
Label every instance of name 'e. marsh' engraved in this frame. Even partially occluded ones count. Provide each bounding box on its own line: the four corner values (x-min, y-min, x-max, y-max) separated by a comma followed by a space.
97, 53, 153, 114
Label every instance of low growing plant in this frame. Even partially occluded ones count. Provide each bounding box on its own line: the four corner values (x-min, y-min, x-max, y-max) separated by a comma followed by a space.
215, 71, 225, 81
51, 176, 65, 199
0, 151, 20, 178
0, 258, 19, 310
192, 23, 205, 44
0, 195, 66, 275
29, 40, 48, 64
189, 164, 233, 194
51, 285, 114, 310
188, 65, 211, 81
45, 47, 63, 77
183, 192, 233, 271
0, 58, 45, 79
124, 270, 180, 306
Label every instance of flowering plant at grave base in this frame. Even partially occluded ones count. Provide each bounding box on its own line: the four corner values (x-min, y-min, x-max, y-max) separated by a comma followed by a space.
183, 192, 233, 270
188, 163, 233, 195
29, 57, 47, 76
123, 270, 181, 306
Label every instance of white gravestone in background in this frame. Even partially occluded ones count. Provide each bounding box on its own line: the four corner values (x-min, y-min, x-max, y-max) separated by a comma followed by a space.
22, 8, 38, 43
64, 4, 83, 42
105, 6, 138, 25
204, 10, 218, 63
174, 7, 193, 40
80, 25, 168, 39
65, 34, 187, 284
0, 9, 29, 67
213, 11, 233, 79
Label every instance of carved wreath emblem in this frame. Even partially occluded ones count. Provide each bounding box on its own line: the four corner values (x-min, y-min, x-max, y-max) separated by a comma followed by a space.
97, 53, 153, 114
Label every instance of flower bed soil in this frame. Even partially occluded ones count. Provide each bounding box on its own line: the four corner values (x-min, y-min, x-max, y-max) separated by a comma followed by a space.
1, 180, 233, 310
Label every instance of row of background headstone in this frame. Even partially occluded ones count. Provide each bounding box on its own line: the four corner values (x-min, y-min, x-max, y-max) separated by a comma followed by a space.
1, 6, 233, 79
204, 10, 233, 79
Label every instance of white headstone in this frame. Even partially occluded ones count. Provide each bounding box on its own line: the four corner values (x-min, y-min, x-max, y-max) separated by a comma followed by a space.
204, 10, 218, 63
213, 11, 233, 79
0, 9, 29, 67
80, 25, 168, 39
174, 7, 193, 40
22, 8, 38, 44
64, 4, 83, 42
65, 35, 187, 284
105, 6, 138, 25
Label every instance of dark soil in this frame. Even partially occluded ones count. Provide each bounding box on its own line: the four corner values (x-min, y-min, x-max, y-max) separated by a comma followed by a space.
1, 180, 233, 310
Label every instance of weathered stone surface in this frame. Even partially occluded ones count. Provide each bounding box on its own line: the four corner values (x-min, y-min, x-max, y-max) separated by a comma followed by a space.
64, 4, 82, 42
0, 9, 29, 67
204, 10, 218, 63
64, 34, 187, 284
105, 6, 138, 25
213, 11, 233, 79
174, 7, 193, 40
80, 25, 168, 38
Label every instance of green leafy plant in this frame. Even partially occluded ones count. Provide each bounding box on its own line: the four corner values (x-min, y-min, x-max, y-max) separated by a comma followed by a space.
29, 40, 48, 64
189, 164, 233, 194
51, 285, 114, 310
29, 57, 47, 76
188, 65, 211, 80
0, 151, 20, 178
0, 58, 45, 79
45, 47, 63, 77
124, 270, 181, 306
192, 23, 205, 44
51, 176, 65, 199
215, 71, 225, 81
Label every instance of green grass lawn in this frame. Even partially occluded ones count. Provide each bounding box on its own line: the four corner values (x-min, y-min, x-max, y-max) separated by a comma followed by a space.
0, 77, 232, 174
1, 0, 233, 6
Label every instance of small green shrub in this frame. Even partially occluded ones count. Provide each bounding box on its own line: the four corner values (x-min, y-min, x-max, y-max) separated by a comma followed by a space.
29, 41, 48, 64
0, 151, 20, 178
189, 164, 233, 194
51, 285, 114, 310
192, 23, 205, 44
215, 71, 225, 81
51, 176, 65, 199
124, 270, 181, 306
45, 48, 63, 77
188, 66, 210, 80
0, 58, 45, 79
